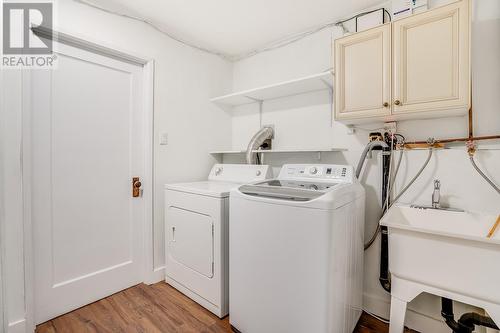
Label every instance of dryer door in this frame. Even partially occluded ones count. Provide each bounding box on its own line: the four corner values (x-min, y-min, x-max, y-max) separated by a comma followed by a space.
168, 206, 214, 278
165, 189, 226, 311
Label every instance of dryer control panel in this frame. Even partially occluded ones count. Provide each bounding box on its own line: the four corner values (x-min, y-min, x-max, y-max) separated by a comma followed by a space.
278, 164, 354, 183
208, 164, 272, 183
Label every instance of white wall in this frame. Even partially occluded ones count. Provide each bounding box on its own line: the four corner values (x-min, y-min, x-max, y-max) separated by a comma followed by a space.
226, 0, 500, 332
2, 0, 233, 331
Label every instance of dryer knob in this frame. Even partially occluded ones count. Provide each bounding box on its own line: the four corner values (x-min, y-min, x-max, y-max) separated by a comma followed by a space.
310, 167, 318, 175
215, 167, 222, 175
256, 170, 262, 176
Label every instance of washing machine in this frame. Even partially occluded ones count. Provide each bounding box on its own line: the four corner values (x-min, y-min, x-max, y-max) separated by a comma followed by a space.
164, 164, 271, 317
229, 164, 365, 333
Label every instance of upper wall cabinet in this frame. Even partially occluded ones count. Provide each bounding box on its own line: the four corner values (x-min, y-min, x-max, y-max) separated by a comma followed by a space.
392, 0, 470, 116
334, 0, 470, 124
334, 24, 392, 121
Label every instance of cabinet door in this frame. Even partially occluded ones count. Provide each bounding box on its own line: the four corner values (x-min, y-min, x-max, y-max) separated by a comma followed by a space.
334, 24, 391, 122
392, 0, 470, 116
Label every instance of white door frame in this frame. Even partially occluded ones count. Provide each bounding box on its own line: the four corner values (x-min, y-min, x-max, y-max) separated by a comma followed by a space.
0, 240, 5, 333
19, 27, 157, 332
0, 55, 11, 333
0, 216, 5, 333
0, 68, 7, 331
0, 7, 5, 331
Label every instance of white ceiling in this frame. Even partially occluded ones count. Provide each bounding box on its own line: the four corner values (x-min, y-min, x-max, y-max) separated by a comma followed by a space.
81, 0, 383, 59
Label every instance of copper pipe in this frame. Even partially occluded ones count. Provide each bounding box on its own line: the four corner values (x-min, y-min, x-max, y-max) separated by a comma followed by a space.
405, 135, 500, 146
405, 105, 500, 146
468, 107, 474, 139
401, 57, 500, 148
469, 68, 474, 139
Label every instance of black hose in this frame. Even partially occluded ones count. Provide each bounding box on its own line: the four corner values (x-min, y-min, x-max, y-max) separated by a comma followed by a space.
441, 298, 463, 332
458, 312, 499, 331
441, 298, 499, 333
379, 145, 391, 293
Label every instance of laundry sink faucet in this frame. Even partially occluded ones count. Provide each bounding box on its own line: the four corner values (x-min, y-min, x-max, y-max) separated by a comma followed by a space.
432, 179, 441, 208
411, 179, 463, 212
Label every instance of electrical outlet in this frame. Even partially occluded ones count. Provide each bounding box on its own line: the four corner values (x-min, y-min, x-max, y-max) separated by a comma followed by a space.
346, 125, 355, 135
159, 132, 168, 145
384, 122, 397, 134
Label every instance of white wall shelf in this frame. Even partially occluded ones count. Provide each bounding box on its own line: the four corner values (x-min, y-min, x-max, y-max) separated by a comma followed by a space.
210, 71, 333, 107
209, 148, 346, 155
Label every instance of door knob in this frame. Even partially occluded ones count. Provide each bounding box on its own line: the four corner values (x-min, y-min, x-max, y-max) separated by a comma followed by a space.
394, 100, 401, 106
383, 102, 389, 107
132, 177, 142, 197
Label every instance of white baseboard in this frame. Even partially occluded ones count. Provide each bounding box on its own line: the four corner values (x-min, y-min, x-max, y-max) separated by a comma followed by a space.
8, 318, 27, 333
143, 266, 165, 285
363, 292, 450, 333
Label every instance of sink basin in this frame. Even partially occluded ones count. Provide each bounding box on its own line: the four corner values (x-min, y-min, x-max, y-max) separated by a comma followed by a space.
380, 204, 500, 309
381, 204, 500, 245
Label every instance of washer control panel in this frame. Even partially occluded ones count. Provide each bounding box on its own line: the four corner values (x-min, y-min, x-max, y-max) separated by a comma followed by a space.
278, 164, 353, 183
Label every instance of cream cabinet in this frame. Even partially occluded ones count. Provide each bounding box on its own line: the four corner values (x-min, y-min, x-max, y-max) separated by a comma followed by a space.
334, 24, 392, 121
334, 0, 470, 124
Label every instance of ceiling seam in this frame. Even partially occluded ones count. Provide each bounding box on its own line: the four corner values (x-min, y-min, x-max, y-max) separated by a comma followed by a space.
73, 0, 234, 61
73, 0, 384, 62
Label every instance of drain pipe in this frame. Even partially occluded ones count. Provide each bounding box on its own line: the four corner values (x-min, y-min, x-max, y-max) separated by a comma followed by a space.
441, 298, 499, 333
355, 140, 392, 293
379, 144, 391, 293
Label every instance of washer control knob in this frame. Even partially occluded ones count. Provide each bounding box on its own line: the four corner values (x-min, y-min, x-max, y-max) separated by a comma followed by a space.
256, 170, 262, 176
215, 167, 222, 175
310, 167, 318, 175
309, 184, 319, 191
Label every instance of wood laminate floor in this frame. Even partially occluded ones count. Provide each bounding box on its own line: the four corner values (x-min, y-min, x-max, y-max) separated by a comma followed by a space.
36, 282, 418, 333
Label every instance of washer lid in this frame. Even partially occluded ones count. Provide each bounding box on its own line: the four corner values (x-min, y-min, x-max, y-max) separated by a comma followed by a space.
165, 181, 240, 198
238, 179, 339, 202
238, 184, 325, 201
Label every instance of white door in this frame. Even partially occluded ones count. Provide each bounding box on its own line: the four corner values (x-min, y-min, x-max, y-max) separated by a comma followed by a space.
31, 42, 145, 324
334, 23, 392, 122
392, 0, 470, 115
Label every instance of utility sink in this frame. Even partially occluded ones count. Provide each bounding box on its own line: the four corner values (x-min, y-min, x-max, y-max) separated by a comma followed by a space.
380, 205, 500, 333
381, 205, 500, 245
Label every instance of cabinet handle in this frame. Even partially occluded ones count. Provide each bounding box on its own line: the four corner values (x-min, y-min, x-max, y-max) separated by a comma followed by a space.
383, 102, 389, 107
394, 100, 401, 106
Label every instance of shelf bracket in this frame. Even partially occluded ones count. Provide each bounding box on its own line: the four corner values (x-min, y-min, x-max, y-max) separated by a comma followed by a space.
326, 84, 334, 127
259, 100, 264, 128
243, 96, 264, 127
320, 78, 333, 90
244, 95, 262, 103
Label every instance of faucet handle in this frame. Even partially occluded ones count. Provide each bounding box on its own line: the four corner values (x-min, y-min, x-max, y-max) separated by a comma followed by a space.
434, 179, 441, 190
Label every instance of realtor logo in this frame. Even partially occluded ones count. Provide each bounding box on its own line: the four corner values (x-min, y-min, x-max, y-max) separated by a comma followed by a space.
2, 1, 56, 68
